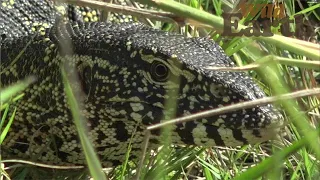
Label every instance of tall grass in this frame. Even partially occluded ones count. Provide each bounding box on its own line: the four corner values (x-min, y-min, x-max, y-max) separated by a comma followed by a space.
1, 0, 319, 179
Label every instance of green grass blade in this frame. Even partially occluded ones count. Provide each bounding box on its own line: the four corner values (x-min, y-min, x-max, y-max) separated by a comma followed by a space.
0, 76, 36, 104
61, 66, 106, 180
0, 107, 16, 144
0, 105, 10, 131
233, 136, 311, 180
292, 3, 320, 16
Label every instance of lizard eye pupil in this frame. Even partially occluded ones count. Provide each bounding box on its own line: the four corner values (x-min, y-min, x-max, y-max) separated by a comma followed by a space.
150, 61, 169, 82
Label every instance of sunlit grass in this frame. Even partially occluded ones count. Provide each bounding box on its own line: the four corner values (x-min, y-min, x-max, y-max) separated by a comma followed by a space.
0, 77, 36, 179
1, 0, 319, 179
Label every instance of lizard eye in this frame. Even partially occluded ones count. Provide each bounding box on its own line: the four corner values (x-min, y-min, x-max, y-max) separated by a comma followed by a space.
150, 61, 170, 82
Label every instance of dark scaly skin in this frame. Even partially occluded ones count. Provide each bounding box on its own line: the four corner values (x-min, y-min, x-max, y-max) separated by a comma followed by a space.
0, 0, 283, 166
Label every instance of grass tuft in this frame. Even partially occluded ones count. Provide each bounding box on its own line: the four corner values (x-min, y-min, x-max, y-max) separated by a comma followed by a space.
1, 0, 319, 179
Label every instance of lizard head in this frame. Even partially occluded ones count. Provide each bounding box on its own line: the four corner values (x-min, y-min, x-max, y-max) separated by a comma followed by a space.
69, 22, 284, 148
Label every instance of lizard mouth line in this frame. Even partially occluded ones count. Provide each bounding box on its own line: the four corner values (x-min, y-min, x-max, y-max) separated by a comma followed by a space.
104, 99, 165, 110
